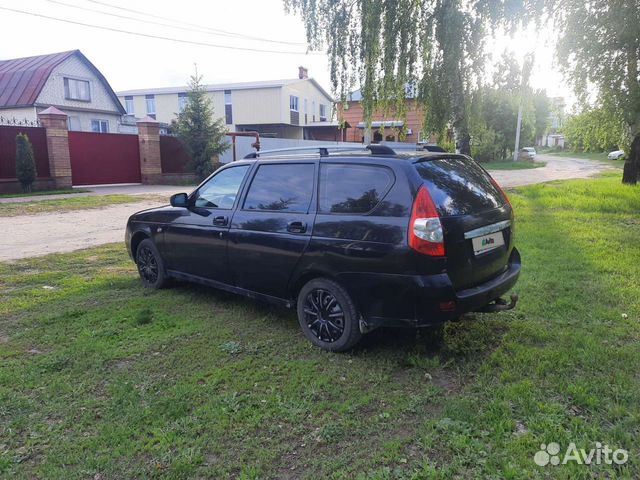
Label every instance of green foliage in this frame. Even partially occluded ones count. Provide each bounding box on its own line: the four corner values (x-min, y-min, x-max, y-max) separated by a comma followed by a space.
15, 133, 36, 193
173, 70, 229, 181
468, 55, 545, 162
285, 0, 498, 154
563, 107, 631, 153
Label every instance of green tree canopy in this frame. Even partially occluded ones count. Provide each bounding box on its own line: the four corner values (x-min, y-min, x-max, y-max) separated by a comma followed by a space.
173, 70, 229, 181
285, 0, 497, 155
563, 107, 630, 153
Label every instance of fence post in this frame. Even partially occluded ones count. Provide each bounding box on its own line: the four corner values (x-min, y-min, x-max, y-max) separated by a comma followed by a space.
38, 106, 72, 188
137, 117, 162, 184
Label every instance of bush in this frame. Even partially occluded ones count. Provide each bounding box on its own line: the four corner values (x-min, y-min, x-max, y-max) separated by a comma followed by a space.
15, 133, 37, 192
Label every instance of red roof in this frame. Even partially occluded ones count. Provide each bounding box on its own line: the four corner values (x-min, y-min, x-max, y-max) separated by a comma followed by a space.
0, 50, 125, 114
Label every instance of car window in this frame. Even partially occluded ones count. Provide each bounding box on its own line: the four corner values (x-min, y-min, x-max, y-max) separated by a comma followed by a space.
319, 164, 394, 214
243, 163, 314, 212
193, 165, 250, 209
414, 157, 503, 216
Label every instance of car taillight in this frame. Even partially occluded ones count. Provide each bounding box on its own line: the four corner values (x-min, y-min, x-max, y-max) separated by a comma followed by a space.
490, 177, 512, 209
409, 186, 445, 256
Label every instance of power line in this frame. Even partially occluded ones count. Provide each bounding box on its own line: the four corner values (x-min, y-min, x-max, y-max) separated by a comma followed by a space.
0, 6, 320, 55
85, 0, 306, 46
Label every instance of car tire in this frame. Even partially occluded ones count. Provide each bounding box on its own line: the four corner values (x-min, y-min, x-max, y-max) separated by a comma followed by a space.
297, 278, 363, 352
136, 238, 169, 289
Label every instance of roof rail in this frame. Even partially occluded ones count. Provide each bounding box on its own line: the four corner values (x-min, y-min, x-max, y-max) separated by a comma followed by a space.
243, 144, 395, 159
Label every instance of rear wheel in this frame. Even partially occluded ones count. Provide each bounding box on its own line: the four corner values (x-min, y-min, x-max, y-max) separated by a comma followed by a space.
136, 239, 168, 289
297, 278, 362, 352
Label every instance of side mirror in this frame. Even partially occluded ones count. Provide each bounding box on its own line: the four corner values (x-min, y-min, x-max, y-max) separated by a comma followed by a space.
170, 193, 189, 208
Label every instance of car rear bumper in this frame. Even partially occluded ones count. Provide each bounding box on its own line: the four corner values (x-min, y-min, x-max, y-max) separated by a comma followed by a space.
340, 247, 521, 329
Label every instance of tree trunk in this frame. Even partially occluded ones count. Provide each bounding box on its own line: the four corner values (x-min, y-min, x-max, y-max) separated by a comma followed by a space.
449, 68, 471, 156
622, 129, 640, 184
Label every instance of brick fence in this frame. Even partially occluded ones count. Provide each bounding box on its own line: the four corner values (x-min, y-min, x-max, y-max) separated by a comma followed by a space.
0, 108, 195, 194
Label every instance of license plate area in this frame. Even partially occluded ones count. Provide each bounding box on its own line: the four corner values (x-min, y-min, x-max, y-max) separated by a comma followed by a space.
471, 231, 505, 256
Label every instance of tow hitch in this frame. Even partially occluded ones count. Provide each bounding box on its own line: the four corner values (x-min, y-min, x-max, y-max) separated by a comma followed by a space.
476, 293, 519, 313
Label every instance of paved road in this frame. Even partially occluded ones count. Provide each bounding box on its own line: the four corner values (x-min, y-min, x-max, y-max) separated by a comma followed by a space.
487, 153, 613, 188
0, 155, 613, 261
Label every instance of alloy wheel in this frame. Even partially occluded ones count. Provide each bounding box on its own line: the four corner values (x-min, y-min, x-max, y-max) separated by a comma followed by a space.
137, 246, 159, 284
303, 288, 345, 343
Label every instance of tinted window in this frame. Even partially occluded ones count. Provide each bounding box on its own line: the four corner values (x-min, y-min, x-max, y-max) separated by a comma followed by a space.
319, 164, 394, 214
194, 165, 250, 209
244, 163, 314, 212
414, 157, 504, 216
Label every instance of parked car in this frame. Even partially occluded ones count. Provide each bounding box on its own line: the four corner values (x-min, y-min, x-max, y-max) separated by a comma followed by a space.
125, 145, 520, 351
608, 150, 625, 160
519, 147, 537, 160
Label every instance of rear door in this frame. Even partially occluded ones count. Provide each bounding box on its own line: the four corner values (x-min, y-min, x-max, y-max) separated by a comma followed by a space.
227, 161, 317, 298
413, 156, 514, 289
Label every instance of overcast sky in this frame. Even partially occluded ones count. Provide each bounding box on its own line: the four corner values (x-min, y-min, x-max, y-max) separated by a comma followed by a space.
0, 0, 572, 104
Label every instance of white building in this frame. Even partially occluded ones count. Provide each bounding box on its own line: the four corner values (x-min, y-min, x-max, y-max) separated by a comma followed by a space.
117, 67, 335, 140
0, 50, 125, 132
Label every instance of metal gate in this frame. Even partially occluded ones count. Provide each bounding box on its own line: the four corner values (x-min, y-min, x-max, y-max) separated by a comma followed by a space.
68, 131, 141, 185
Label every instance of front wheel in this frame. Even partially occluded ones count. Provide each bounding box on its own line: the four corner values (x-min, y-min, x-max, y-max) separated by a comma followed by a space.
297, 278, 362, 352
136, 238, 169, 289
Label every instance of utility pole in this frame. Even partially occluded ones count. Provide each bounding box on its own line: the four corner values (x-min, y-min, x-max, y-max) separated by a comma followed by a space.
513, 105, 523, 162
513, 53, 534, 162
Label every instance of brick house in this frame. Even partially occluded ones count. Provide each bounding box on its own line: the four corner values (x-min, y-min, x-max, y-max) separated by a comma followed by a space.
0, 50, 125, 133
338, 87, 426, 144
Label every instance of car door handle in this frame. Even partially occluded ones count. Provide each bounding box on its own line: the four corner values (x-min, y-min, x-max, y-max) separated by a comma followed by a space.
287, 220, 307, 233
213, 215, 229, 226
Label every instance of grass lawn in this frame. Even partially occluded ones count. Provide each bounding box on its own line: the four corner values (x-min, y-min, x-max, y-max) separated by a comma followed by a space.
1, 174, 639, 479
0, 194, 165, 217
484, 161, 546, 171
0, 189, 90, 199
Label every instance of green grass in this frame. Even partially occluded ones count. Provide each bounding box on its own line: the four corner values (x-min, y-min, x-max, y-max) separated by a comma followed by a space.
548, 150, 609, 161
0, 188, 90, 199
1, 174, 639, 478
484, 160, 546, 171
0, 194, 165, 217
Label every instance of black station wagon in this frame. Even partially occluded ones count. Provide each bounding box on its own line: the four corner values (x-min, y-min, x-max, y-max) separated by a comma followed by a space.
125, 145, 520, 351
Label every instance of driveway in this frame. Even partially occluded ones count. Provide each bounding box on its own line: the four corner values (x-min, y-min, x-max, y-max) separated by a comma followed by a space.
0, 155, 613, 262
488, 153, 613, 188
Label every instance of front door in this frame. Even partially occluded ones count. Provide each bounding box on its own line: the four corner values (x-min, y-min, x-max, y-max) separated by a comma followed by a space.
164, 164, 252, 283
228, 162, 316, 298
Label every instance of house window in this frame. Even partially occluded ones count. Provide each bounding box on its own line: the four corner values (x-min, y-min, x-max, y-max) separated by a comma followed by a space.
64, 77, 90, 101
289, 95, 299, 111
145, 94, 156, 119
67, 116, 81, 131
224, 90, 233, 125
178, 92, 189, 113
319, 104, 327, 121
124, 96, 134, 114
91, 119, 109, 133
304, 98, 308, 123
312, 100, 316, 121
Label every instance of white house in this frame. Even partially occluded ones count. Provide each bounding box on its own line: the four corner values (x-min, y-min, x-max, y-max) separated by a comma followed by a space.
117, 67, 335, 140
0, 50, 125, 133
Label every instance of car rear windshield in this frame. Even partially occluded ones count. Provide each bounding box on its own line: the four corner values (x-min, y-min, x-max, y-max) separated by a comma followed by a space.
414, 157, 505, 216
